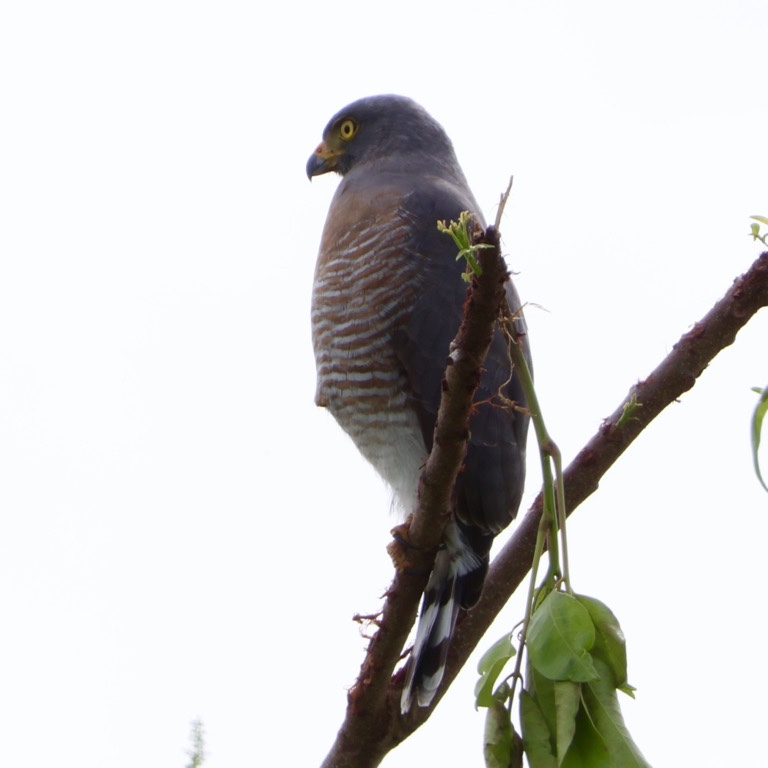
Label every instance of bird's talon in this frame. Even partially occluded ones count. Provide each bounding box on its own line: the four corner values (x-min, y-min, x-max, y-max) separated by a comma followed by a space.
387, 517, 444, 573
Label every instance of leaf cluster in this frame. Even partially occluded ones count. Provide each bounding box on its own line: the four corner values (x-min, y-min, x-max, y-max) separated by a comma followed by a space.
437, 212, 493, 282
523, 592, 646, 767
477, 593, 648, 768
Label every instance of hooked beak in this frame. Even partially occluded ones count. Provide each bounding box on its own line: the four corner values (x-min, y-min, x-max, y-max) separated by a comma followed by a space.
306, 141, 344, 180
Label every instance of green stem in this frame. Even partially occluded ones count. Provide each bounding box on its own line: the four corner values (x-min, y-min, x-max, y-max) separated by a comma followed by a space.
552, 442, 570, 592
505, 322, 570, 589
541, 459, 560, 585
509, 479, 550, 701
505, 320, 571, 703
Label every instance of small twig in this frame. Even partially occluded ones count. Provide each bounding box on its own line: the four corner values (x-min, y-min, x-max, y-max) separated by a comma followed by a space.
494, 175, 514, 230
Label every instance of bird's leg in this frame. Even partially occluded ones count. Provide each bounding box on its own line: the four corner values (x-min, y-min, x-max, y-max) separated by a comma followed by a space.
387, 514, 416, 571
387, 514, 438, 574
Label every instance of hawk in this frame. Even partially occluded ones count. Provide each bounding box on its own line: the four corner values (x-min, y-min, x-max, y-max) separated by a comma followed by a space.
307, 95, 530, 713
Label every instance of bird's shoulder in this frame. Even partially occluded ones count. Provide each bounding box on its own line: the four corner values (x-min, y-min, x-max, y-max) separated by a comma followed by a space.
335, 164, 481, 229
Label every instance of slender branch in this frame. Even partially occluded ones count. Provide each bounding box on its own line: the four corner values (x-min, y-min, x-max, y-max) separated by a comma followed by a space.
320, 247, 768, 767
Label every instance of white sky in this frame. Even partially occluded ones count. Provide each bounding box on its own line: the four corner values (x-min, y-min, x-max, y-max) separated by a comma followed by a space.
1, 1, 767, 766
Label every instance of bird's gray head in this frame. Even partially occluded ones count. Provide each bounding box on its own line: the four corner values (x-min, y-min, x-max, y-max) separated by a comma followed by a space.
306, 95, 457, 179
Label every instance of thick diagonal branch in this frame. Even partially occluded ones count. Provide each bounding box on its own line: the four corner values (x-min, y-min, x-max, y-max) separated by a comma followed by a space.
448, 248, 768, 674
321, 248, 768, 768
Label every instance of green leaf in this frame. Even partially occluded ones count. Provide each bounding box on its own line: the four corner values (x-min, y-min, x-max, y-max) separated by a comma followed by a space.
533, 583, 554, 614
618, 682, 637, 699
582, 659, 653, 767
751, 385, 768, 493
575, 595, 628, 688
438, 210, 489, 277
484, 692, 523, 768
457, 246, 485, 277
750, 216, 768, 245
475, 633, 516, 708
559, 699, 612, 768
528, 591, 599, 682
528, 662, 558, 736
520, 690, 557, 768
554, 681, 581, 763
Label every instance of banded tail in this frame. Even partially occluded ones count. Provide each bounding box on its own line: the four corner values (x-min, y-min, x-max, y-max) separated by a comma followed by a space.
400, 521, 486, 713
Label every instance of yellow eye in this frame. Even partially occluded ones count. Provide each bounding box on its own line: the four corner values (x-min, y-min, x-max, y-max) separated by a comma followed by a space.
338, 118, 358, 141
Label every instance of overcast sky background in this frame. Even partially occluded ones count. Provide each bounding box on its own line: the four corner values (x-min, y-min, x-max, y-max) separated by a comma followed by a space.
1, 1, 767, 766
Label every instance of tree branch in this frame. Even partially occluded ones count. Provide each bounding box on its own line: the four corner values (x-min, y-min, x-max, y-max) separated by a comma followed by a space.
320, 225, 510, 768
320, 246, 768, 768
445, 247, 768, 694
